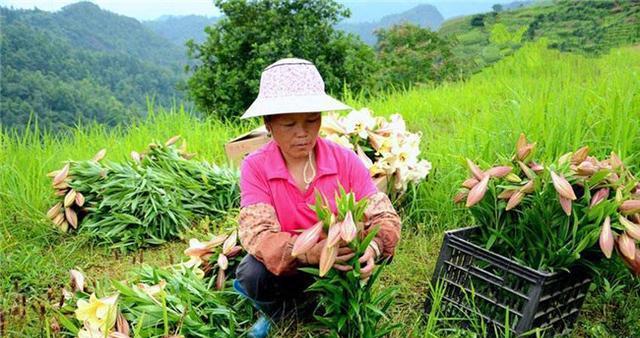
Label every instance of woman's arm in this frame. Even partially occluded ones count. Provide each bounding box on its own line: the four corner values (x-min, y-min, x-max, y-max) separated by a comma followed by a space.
238, 203, 298, 276
364, 192, 401, 259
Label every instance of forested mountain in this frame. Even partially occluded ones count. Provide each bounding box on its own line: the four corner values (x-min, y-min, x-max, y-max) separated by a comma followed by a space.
0, 2, 187, 131
338, 4, 445, 45
144, 15, 220, 46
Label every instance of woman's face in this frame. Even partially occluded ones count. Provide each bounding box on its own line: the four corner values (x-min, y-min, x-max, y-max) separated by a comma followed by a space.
266, 112, 322, 161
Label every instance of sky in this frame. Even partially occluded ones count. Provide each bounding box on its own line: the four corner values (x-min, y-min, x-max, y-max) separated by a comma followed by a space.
0, 0, 518, 21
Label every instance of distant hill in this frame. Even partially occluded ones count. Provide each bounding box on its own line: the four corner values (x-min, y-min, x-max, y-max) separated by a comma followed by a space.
338, 4, 444, 45
144, 15, 219, 47
439, 0, 640, 74
0, 3, 187, 131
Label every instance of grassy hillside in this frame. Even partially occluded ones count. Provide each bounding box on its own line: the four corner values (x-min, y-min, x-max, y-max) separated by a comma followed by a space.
1, 41, 639, 336
440, 0, 640, 74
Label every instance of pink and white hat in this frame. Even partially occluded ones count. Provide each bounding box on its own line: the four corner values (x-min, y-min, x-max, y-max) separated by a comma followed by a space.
241, 58, 352, 119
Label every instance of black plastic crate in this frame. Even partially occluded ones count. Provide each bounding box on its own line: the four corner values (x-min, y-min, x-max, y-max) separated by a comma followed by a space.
426, 226, 592, 337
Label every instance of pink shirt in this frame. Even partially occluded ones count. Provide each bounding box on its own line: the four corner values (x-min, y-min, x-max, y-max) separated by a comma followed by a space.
240, 137, 378, 234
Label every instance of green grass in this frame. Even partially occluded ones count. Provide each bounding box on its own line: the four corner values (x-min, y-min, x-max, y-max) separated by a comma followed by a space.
2, 41, 640, 336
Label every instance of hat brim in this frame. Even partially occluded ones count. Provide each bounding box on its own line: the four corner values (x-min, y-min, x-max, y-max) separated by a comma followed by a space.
241, 94, 352, 119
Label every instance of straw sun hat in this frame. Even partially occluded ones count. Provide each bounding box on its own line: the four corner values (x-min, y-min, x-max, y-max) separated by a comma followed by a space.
241, 58, 352, 119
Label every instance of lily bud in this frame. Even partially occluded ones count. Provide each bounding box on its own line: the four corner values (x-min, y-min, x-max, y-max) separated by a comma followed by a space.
550, 171, 577, 200
52, 163, 70, 186
340, 211, 357, 243
519, 180, 535, 194
165, 135, 181, 146
69, 269, 85, 292
506, 191, 525, 211
576, 161, 597, 176
620, 200, 640, 215
466, 174, 490, 207
518, 161, 536, 180
529, 161, 544, 173
619, 216, 640, 241
571, 146, 589, 164
498, 189, 516, 199
226, 246, 243, 258
291, 221, 323, 257
610, 151, 623, 169
618, 233, 636, 261
515, 133, 527, 154
453, 191, 468, 204
462, 177, 479, 189
216, 269, 226, 290
222, 231, 238, 255
517, 143, 535, 161
590, 188, 609, 208
326, 222, 342, 247
217, 253, 228, 271
319, 244, 337, 277
92, 149, 107, 162
466, 159, 484, 180
599, 216, 614, 259
505, 173, 522, 183
486, 166, 512, 178
559, 195, 572, 216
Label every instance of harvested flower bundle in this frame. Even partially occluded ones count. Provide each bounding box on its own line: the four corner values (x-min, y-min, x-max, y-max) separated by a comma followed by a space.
292, 187, 398, 337
321, 109, 432, 194
45, 136, 240, 250
455, 133, 640, 275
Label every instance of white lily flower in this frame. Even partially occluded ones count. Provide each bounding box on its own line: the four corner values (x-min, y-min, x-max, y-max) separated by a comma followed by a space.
343, 109, 376, 139
325, 133, 354, 150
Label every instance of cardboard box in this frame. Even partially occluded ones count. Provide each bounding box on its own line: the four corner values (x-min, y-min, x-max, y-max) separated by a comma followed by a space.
225, 126, 271, 165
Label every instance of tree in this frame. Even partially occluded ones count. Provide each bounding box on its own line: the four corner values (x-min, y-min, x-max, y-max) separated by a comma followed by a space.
492, 4, 503, 13
185, 0, 377, 121
373, 23, 459, 89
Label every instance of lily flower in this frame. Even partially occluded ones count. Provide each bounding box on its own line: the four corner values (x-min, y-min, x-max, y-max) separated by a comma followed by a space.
599, 216, 614, 259
75, 293, 118, 330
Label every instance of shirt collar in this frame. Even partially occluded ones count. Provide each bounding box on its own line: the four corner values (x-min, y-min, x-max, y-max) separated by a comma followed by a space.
266, 137, 338, 181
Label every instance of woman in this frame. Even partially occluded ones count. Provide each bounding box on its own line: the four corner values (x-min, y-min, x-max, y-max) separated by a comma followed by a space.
234, 58, 401, 337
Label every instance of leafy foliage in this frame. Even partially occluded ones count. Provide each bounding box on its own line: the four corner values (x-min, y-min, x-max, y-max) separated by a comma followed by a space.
374, 23, 460, 89
185, 0, 378, 121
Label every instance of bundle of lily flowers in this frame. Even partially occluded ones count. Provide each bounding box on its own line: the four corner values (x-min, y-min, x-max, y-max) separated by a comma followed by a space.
455, 133, 640, 275
321, 108, 432, 193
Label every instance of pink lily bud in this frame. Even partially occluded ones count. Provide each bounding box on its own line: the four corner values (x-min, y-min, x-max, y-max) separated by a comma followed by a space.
319, 244, 337, 277
326, 222, 342, 247
571, 146, 590, 164
620, 200, 640, 215
558, 152, 573, 165
550, 171, 577, 200
519, 180, 535, 194
498, 189, 516, 199
226, 246, 243, 258
453, 191, 468, 204
486, 166, 512, 178
216, 269, 226, 290
517, 143, 535, 161
576, 161, 597, 176
217, 253, 228, 270
340, 212, 357, 243
610, 152, 623, 169
599, 216, 614, 259
618, 233, 636, 261
466, 174, 490, 207
506, 191, 525, 211
466, 159, 484, 180
462, 177, 479, 189
559, 195, 572, 216
529, 161, 544, 173
619, 216, 640, 241
291, 221, 323, 257
590, 188, 609, 208
515, 133, 527, 154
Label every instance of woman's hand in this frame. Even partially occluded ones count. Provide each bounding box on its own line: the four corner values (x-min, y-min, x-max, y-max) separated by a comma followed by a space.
333, 242, 378, 280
